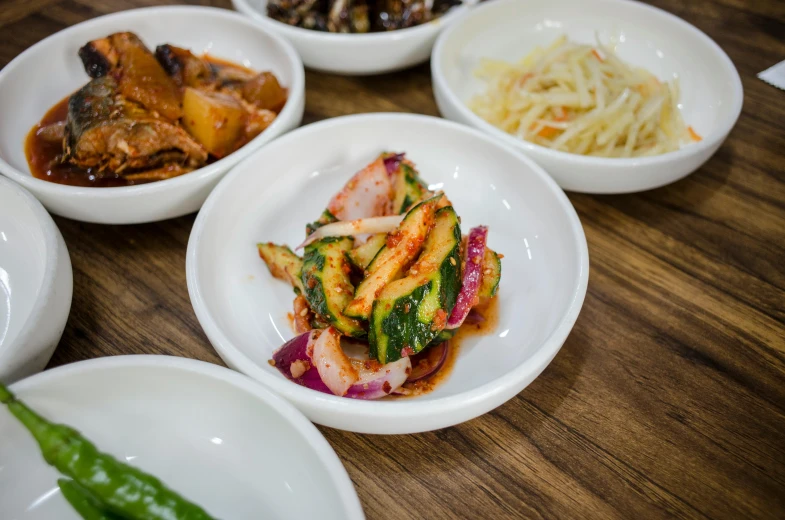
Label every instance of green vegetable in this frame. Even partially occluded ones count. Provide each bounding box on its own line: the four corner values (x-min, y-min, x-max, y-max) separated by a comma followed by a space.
344, 195, 441, 321
257, 242, 305, 294
306, 209, 338, 236
302, 236, 366, 338
0, 384, 216, 520
392, 163, 428, 214
346, 234, 387, 270
478, 248, 502, 298
431, 328, 456, 345
58, 479, 124, 520
369, 206, 462, 363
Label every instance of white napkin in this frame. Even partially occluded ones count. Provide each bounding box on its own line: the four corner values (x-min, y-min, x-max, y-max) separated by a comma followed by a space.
759, 60, 785, 90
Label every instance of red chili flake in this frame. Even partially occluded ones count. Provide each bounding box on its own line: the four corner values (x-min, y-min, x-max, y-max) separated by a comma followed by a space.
382, 381, 392, 394
431, 310, 447, 331
401, 346, 414, 357
387, 232, 403, 249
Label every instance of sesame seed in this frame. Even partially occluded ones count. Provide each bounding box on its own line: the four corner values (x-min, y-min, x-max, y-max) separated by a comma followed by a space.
299, 308, 309, 317
450, 257, 457, 266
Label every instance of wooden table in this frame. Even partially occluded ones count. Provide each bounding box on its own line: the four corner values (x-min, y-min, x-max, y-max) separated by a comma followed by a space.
2, 0, 784, 517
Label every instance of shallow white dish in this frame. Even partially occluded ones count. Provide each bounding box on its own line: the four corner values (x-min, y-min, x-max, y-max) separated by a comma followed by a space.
0, 6, 305, 224
0, 355, 364, 519
0, 177, 71, 383
232, 0, 467, 75
431, 0, 743, 193
187, 113, 589, 434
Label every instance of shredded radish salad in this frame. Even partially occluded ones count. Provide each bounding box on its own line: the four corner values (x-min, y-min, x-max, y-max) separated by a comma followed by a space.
469, 35, 702, 158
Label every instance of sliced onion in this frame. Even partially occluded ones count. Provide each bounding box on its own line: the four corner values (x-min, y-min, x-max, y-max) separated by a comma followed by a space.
272, 331, 331, 394
383, 153, 404, 175
407, 341, 449, 382
296, 215, 403, 250
344, 357, 412, 399
447, 226, 488, 329
310, 327, 359, 396
327, 156, 393, 221
464, 309, 486, 325
271, 330, 410, 399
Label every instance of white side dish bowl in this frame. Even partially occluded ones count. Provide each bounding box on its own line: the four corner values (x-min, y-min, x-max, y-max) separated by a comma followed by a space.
232, 0, 467, 75
0, 177, 71, 383
0, 355, 365, 519
187, 113, 589, 434
0, 6, 305, 224
431, 0, 743, 193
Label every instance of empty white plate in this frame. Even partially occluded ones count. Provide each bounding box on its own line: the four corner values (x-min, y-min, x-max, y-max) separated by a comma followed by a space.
0, 176, 71, 383
187, 113, 589, 434
0, 355, 364, 519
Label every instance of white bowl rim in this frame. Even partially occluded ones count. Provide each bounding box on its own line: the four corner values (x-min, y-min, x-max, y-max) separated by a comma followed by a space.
0, 5, 305, 200
0, 176, 63, 363
232, 0, 466, 43
186, 112, 590, 422
431, 0, 744, 168
6, 354, 365, 520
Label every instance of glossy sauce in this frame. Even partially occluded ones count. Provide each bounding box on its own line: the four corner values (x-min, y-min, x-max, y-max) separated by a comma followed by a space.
396, 295, 500, 398
24, 56, 271, 188
25, 96, 133, 187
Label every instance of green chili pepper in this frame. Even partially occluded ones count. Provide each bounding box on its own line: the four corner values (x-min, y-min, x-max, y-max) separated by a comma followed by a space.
58, 478, 124, 520
0, 383, 217, 520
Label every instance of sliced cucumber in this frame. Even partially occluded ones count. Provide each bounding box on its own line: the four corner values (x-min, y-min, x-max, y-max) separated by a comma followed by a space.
343, 195, 441, 321
346, 233, 387, 271
431, 328, 456, 345
257, 243, 305, 295
306, 209, 338, 236
392, 163, 428, 214
369, 207, 462, 363
478, 248, 502, 298
301, 237, 366, 338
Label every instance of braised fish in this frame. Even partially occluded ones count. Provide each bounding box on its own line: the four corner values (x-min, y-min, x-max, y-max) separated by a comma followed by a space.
26, 31, 287, 187
64, 76, 207, 174
79, 32, 182, 121
155, 44, 217, 88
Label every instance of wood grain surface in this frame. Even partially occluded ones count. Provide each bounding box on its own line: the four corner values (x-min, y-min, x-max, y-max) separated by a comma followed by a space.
2, 0, 784, 518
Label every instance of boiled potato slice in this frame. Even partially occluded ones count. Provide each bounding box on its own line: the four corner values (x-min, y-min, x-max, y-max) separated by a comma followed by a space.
182, 88, 246, 158
242, 72, 287, 112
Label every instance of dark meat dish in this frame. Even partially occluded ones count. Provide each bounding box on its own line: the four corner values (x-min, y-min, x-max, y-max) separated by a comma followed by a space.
79, 32, 183, 121
26, 31, 287, 187
267, 0, 461, 33
64, 76, 206, 174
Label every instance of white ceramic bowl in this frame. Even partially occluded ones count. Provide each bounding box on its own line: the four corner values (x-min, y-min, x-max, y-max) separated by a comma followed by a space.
0, 355, 365, 519
0, 177, 72, 383
232, 0, 467, 75
0, 6, 305, 224
431, 0, 743, 193
187, 113, 589, 434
